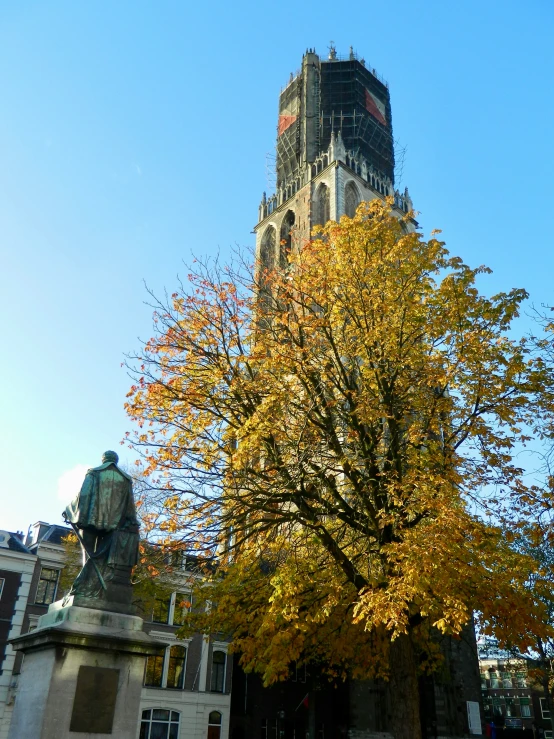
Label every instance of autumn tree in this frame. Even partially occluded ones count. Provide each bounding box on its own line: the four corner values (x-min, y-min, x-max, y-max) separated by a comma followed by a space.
125, 200, 553, 739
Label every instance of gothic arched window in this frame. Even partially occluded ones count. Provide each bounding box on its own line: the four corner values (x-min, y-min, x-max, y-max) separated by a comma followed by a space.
280, 210, 295, 266
259, 226, 276, 275
344, 181, 360, 218
314, 183, 330, 226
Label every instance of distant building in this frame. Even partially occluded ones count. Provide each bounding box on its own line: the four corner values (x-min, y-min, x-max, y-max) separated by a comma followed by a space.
478, 637, 553, 736
137, 553, 232, 739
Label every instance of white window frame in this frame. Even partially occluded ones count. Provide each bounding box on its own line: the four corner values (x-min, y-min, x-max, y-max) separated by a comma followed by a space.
144, 636, 190, 690
140, 708, 181, 739
169, 591, 191, 626
541, 698, 551, 719
0, 577, 4, 599
210, 644, 228, 693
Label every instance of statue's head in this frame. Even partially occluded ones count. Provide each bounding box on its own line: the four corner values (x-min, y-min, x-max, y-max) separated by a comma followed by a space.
102, 450, 119, 465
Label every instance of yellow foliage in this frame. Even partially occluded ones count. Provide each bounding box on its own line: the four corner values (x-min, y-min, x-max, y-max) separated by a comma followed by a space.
125, 200, 553, 685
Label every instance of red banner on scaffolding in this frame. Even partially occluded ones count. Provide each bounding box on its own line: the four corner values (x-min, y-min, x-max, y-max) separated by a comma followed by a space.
278, 115, 297, 136
365, 89, 387, 126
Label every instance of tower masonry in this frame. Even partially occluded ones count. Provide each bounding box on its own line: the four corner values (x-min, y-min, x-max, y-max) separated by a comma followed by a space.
255, 46, 414, 274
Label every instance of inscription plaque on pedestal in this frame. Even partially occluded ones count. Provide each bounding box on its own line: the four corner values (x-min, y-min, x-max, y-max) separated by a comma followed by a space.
69, 665, 120, 733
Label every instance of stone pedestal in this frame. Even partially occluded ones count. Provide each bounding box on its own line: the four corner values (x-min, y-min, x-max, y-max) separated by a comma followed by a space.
8, 599, 166, 739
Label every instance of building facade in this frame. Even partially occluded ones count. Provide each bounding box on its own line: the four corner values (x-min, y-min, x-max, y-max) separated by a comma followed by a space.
478, 638, 553, 737
137, 555, 232, 739
0, 531, 36, 739
0, 521, 70, 739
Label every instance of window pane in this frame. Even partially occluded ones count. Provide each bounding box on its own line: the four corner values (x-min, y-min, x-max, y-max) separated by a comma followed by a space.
152, 709, 171, 721
169, 725, 179, 739
35, 568, 59, 605
150, 723, 169, 739
171, 711, 180, 722
143, 710, 152, 719
167, 646, 186, 689
209, 711, 222, 725
140, 722, 150, 739
211, 652, 226, 692
172, 593, 191, 626
144, 656, 165, 687
521, 705, 531, 717
153, 597, 171, 624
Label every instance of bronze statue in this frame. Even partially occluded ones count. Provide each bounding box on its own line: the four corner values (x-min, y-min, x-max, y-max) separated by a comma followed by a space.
63, 450, 139, 612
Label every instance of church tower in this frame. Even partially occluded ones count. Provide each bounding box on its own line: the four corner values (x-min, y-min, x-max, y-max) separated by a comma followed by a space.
255, 46, 413, 271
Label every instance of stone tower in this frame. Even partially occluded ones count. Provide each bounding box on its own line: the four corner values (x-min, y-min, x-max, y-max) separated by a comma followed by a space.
244, 48, 485, 739
255, 46, 413, 272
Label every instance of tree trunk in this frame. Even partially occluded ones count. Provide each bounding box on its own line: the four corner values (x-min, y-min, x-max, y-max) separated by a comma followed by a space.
388, 634, 422, 739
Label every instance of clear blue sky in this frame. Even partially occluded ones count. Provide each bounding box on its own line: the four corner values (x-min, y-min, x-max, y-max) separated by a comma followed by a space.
1, 0, 553, 533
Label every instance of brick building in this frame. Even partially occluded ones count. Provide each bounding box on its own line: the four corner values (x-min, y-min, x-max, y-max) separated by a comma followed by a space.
478, 638, 554, 737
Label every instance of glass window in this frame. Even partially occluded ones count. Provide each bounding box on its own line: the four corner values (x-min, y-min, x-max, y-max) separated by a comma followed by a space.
314, 184, 330, 226
211, 650, 226, 692
166, 645, 186, 690
172, 593, 191, 626
545, 732, 552, 739
344, 182, 360, 218
152, 596, 171, 624
520, 698, 531, 718
516, 672, 527, 688
492, 697, 503, 717
480, 672, 488, 689
260, 227, 276, 274
0, 578, 4, 599
541, 698, 551, 719
502, 672, 513, 688
140, 708, 180, 739
144, 654, 165, 688
35, 568, 59, 605
490, 672, 501, 688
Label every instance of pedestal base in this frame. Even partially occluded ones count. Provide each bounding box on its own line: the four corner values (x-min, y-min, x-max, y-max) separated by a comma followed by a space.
8, 602, 166, 739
